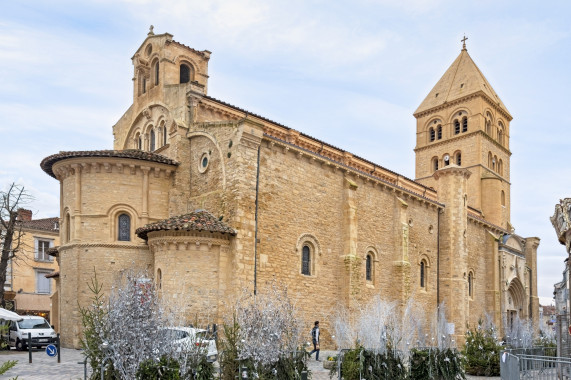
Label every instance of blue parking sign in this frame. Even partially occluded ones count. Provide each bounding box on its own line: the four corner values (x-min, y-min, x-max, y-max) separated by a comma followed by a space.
46, 344, 57, 357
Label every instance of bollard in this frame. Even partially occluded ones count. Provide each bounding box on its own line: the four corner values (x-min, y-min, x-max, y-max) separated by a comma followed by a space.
57, 333, 61, 363
28, 332, 32, 363
300, 370, 308, 380
78, 360, 87, 380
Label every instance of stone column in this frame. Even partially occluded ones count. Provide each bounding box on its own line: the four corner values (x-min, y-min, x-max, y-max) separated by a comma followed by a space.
433, 164, 471, 343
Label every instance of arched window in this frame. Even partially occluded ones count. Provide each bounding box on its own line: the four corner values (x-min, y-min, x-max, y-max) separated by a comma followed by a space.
162, 124, 167, 146
429, 127, 435, 142
154, 60, 159, 86
302, 245, 311, 275
501, 190, 506, 206
454, 119, 460, 135
180, 64, 191, 84
492, 155, 497, 171
437, 125, 442, 140
462, 117, 468, 133
157, 268, 162, 290
488, 152, 493, 168
138, 135, 142, 150
65, 213, 71, 242
468, 272, 473, 297
486, 112, 493, 135
443, 154, 450, 166
433, 157, 439, 172
150, 129, 156, 151
420, 261, 426, 288
366, 254, 372, 281
498, 159, 503, 176
118, 213, 131, 241
456, 152, 462, 166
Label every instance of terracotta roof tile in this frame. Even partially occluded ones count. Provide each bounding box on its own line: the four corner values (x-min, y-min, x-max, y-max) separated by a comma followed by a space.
40, 150, 179, 179
21, 217, 59, 233
136, 210, 236, 241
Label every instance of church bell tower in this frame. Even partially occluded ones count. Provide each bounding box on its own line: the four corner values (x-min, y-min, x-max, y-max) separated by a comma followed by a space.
413, 38, 512, 229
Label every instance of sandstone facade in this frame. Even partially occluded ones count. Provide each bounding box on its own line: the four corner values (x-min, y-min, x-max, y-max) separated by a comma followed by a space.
41, 31, 539, 348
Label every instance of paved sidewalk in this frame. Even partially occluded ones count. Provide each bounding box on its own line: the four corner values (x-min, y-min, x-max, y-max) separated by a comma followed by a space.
0, 348, 89, 380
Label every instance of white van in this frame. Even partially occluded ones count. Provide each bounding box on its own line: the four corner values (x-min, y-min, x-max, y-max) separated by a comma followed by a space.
2, 316, 57, 350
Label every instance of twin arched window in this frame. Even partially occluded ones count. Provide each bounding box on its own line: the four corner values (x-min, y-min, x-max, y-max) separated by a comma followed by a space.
454, 119, 460, 135
462, 117, 468, 133
118, 213, 131, 241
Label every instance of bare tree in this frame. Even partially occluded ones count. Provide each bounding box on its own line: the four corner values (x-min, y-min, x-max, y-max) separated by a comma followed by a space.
0, 183, 33, 307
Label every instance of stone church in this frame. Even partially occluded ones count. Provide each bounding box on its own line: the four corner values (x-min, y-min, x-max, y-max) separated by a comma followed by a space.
41, 30, 539, 348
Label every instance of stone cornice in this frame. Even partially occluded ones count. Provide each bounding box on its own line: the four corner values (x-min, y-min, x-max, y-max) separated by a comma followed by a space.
52, 158, 175, 181
414, 130, 511, 156
416, 164, 511, 185
265, 135, 443, 208
414, 91, 512, 122
432, 164, 471, 180
147, 232, 231, 251
467, 213, 507, 234
58, 242, 147, 251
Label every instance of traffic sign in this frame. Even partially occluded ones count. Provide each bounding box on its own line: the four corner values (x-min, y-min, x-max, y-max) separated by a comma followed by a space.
46, 344, 57, 357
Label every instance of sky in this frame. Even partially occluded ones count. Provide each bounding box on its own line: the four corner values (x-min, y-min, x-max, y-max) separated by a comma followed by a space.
1, 0, 570, 305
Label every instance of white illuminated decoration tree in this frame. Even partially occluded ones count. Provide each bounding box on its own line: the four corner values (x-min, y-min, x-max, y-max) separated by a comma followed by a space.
234, 282, 301, 366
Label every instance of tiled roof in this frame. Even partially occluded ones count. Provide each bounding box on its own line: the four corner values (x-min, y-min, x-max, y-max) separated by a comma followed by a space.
45, 271, 59, 279
21, 217, 59, 233
203, 96, 438, 199
414, 49, 510, 117
40, 150, 179, 179
136, 210, 236, 241
170, 40, 209, 57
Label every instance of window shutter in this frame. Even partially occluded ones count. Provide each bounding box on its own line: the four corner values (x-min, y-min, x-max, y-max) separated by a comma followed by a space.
34, 238, 39, 260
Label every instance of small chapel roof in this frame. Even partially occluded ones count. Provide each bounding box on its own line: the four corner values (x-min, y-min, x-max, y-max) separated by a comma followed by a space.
414, 46, 511, 118
40, 150, 179, 179
135, 210, 236, 241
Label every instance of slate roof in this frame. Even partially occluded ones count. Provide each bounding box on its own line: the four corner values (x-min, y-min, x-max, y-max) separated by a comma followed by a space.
20, 217, 59, 233
136, 210, 236, 241
40, 150, 179, 179
414, 48, 510, 117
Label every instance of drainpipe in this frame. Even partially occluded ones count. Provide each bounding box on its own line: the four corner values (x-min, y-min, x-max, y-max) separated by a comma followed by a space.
437, 208, 441, 306
254, 144, 261, 296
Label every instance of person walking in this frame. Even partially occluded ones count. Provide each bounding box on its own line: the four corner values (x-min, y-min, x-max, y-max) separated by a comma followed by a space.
309, 321, 321, 361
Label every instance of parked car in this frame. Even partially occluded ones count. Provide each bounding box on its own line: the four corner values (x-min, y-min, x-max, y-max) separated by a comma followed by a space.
1, 316, 57, 350
163, 327, 218, 362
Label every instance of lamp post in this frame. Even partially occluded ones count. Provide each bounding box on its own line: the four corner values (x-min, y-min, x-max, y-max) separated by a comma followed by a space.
100, 341, 113, 380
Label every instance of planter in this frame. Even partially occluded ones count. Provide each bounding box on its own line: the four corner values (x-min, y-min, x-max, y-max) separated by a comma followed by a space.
323, 360, 335, 370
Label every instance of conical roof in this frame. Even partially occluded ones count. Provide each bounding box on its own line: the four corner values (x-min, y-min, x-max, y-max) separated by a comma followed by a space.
414, 48, 510, 118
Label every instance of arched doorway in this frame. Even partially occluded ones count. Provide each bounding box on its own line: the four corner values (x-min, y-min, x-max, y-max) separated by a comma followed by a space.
506, 277, 526, 330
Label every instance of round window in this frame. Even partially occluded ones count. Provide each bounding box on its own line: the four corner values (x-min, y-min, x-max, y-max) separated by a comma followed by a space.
198, 153, 209, 173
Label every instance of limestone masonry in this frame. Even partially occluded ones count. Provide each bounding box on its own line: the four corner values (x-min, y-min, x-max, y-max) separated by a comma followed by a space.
41, 30, 539, 348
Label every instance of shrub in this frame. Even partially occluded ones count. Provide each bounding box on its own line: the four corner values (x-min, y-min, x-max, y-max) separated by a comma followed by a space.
410, 348, 465, 380
331, 345, 407, 380
136, 355, 180, 380
463, 320, 501, 376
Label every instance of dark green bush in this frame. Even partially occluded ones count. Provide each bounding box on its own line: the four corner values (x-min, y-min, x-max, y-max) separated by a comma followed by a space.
410, 348, 465, 380
136, 355, 180, 380
463, 321, 501, 376
331, 345, 407, 380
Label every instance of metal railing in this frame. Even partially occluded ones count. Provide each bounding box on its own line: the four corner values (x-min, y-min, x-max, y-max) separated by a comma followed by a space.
501, 348, 571, 380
